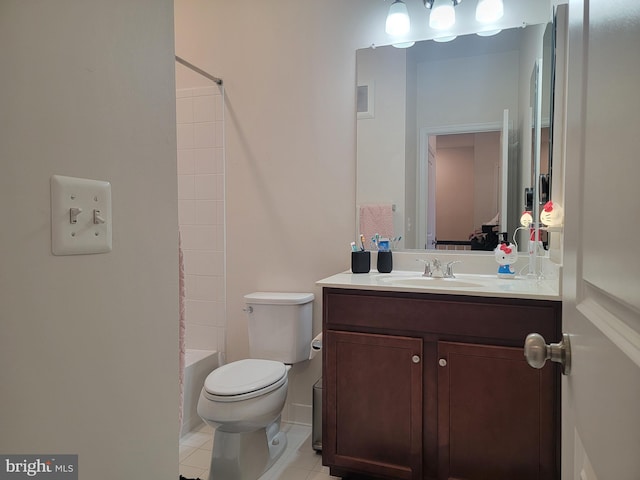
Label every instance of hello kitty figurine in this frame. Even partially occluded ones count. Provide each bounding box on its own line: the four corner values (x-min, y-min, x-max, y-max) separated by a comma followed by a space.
495, 242, 518, 278
540, 201, 564, 227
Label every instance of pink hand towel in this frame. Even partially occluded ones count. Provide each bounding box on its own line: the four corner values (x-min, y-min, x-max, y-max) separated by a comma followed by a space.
359, 204, 394, 246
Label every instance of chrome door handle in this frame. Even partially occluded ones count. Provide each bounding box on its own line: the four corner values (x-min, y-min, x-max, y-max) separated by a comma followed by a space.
524, 333, 571, 375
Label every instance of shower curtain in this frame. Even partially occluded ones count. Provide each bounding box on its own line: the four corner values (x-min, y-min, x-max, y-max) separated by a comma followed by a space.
178, 232, 186, 430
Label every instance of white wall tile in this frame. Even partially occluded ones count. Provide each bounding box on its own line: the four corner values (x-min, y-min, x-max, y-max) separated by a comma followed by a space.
211, 301, 226, 327
185, 299, 217, 326
183, 250, 223, 276
193, 95, 216, 123
194, 148, 216, 174
214, 175, 224, 201
184, 274, 198, 299
193, 122, 216, 148
194, 174, 218, 200
180, 225, 217, 251
210, 276, 225, 302
178, 199, 196, 225
215, 122, 223, 148
216, 327, 226, 353
195, 200, 217, 225
177, 148, 195, 175
191, 86, 219, 97
189, 275, 219, 301
215, 201, 224, 225
177, 175, 195, 200
176, 123, 195, 149
214, 95, 223, 122
185, 324, 218, 351
213, 148, 224, 174
176, 97, 194, 124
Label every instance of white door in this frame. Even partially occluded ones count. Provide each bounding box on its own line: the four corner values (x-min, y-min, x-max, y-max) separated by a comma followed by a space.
560, 0, 640, 478
499, 109, 509, 234
426, 140, 436, 249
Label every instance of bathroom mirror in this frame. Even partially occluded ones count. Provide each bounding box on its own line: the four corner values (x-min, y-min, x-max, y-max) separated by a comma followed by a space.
356, 20, 556, 251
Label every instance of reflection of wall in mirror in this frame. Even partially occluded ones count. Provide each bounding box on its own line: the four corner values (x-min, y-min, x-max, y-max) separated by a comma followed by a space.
435, 132, 501, 243
356, 47, 407, 244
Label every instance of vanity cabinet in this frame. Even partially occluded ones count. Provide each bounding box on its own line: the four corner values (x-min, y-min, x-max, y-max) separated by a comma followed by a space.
325, 330, 423, 479
322, 287, 561, 480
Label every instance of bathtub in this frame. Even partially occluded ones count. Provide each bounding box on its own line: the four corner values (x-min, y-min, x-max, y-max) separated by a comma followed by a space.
181, 349, 219, 437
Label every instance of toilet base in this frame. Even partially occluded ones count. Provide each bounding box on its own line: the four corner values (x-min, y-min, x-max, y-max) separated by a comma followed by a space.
207, 418, 287, 480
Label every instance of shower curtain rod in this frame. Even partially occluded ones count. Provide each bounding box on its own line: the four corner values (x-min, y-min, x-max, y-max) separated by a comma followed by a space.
175, 55, 223, 86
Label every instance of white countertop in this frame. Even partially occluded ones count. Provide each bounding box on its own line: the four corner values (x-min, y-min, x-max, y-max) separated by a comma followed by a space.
317, 270, 561, 301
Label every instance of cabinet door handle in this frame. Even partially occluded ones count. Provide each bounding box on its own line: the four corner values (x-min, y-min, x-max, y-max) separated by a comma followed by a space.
412, 355, 421, 364
438, 358, 447, 367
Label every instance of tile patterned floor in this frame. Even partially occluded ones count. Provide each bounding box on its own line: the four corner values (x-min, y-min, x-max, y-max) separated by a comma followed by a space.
179, 422, 340, 480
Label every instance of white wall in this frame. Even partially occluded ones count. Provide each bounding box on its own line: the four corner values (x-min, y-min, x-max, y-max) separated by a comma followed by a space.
0, 1, 179, 479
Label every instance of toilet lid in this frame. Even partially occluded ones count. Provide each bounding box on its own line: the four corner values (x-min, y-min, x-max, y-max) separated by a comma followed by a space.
203, 359, 286, 397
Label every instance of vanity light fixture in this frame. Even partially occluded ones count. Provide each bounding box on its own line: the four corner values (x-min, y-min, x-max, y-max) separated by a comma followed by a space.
392, 41, 416, 48
385, 0, 411, 36
424, 0, 461, 31
475, 0, 504, 24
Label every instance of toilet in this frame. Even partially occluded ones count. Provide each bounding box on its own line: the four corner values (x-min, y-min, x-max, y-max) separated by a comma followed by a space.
197, 292, 314, 480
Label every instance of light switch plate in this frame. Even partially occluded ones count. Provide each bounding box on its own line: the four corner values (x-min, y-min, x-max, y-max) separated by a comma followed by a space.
51, 175, 112, 255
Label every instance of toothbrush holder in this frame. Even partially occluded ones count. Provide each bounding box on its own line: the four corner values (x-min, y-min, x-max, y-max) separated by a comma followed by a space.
376, 251, 393, 273
351, 251, 371, 274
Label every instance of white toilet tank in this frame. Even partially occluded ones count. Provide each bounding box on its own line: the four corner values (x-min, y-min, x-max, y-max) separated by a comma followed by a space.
244, 292, 314, 364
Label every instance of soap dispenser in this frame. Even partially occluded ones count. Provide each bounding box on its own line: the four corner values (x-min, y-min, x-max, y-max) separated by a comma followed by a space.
494, 242, 517, 278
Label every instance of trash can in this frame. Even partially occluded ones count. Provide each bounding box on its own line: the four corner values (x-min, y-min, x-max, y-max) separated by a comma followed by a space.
312, 377, 322, 452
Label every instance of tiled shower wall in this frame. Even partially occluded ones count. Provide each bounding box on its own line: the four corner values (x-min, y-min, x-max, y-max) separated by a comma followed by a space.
176, 86, 226, 355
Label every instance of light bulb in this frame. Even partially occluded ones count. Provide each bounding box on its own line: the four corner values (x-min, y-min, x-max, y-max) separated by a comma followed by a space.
429, 0, 455, 30
540, 201, 564, 227
520, 211, 533, 227
386, 1, 411, 36
476, 0, 504, 24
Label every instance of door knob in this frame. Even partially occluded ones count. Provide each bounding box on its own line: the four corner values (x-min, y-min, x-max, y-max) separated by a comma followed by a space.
524, 333, 571, 375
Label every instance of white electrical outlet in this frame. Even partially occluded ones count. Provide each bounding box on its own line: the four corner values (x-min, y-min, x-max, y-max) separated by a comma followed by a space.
50, 175, 112, 255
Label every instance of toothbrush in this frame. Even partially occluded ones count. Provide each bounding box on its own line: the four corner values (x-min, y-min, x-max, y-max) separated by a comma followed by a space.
359, 234, 366, 251
350, 242, 358, 252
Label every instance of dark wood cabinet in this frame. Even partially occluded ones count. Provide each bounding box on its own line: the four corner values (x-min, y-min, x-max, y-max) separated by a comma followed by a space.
324, 331, 423, 479
322, 288, 561, 480
437, 341, 556, 480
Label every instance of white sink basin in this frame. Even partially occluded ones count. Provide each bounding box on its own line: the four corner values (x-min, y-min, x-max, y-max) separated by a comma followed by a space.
391, 277, 484, 288
376, 273, 485, 289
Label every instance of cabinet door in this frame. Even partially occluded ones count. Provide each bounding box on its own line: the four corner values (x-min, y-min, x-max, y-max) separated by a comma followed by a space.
324, 330, 423, 480
437, 341, 557, 480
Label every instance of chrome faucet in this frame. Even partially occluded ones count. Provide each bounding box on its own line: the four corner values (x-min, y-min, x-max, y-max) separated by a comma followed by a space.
445, 261, 461, 278
417, 258, 461, 278
417, 258, 432, 277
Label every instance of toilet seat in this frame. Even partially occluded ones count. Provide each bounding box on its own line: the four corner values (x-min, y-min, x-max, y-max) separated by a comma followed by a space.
203, 359, 287, 403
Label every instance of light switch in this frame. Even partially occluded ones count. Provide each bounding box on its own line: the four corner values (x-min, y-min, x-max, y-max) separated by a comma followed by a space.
51, 175, 112, 255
